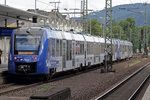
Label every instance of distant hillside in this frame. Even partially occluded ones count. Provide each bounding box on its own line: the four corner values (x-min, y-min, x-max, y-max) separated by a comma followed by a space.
77, 3, 150, 27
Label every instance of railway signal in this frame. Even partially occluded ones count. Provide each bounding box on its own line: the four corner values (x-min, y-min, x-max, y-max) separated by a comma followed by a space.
141, 29, 144, 40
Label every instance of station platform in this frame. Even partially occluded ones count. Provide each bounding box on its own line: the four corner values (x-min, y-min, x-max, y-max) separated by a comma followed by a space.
0, 64, 8, 73
142, 83, 150, 100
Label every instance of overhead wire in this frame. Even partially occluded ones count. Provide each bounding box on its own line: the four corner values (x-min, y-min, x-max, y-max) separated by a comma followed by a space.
36, 0, 66, 11
37, 0, 50, 6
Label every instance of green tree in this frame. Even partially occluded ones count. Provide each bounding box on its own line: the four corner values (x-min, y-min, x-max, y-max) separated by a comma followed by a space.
112, 19, 118, 26
119, 20, 130, 34
88, 19, 103, 36
112, 26, 120, 38
126, 17, 137, 52
126, 17, 136, 29
114, 17, 138, 52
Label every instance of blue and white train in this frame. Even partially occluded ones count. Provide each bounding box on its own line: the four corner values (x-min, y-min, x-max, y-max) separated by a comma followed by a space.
8, 27, 133, 77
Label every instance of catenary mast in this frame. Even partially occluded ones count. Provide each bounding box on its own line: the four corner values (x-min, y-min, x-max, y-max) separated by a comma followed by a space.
102, 0, 115, 72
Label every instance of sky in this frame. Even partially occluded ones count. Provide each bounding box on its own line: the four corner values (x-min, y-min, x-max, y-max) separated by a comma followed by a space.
0, 0, 149, 12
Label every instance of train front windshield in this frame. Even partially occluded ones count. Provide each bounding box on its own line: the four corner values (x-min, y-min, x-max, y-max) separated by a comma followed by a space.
14, 34, 41, 55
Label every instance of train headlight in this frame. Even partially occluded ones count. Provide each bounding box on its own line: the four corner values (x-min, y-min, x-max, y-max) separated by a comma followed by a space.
14, 56, 17, 60
34, 56, 37, 60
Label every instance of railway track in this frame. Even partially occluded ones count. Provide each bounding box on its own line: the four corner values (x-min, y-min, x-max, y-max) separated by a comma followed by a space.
0, 55, 141, 96
0, 64, 101, 96
0, 72, 11, 85
95, 62, 150, 100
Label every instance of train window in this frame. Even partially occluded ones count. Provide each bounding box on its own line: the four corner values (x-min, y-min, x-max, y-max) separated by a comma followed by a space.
60, 40, 62, 56
96, 43, 100, 55
94, 43, 96, 55
47, 40, 50, 53
70, 41, 72, 60
100, 43, 102, 53
52, 39, 55, 57
76, 42, 78, 55
14, 34, 41, 55
93, 43, 95, 55
67, 40, 72, 60
90, 43, 93, 54
116, 44, 117, 52
89, 43, 91, 54
120, 45, 122, 52
114, 44, 116, 53
103, 44, 105, 53
80, 42, 81, 55
56, 39, 59, 56
95, 43, 97, 55
94, 43, 96, 56
80, 42, 84, 55
99, 44, 101, 54
72, 42, 75, 56
76, 41, 80, 55
124, 45, 125, 52
101, 43, 104, 53
98, 43, 100, 55
87, 42, 90, 54
67, 40, 69, 60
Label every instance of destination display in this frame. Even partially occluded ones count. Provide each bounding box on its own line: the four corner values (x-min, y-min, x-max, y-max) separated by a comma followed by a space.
0, 28, 14, 36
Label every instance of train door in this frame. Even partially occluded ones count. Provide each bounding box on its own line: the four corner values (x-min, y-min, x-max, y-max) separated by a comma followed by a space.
46, 39, 52, 68
84, 42, 87, 66
72, 41, 75, 67
62, 40, 66, 70
117, 40, 120, 60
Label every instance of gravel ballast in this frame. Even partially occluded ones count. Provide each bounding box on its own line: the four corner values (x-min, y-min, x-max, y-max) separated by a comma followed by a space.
2, 54, 150, 100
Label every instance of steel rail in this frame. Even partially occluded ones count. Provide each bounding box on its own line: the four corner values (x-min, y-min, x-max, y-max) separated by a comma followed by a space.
0, 64, 101, 96
95, 62, 150, 100
0, 55, 141, 96
128, 74, 150, 100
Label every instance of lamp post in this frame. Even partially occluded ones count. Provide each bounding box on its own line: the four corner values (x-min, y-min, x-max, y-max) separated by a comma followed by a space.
35, 0, 37, 13
90, 16, 92, 34
50, 2, 61, 28
4, 0, 6, 5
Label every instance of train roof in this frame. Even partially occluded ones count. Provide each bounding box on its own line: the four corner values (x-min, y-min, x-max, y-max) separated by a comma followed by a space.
14, 27, 44, 34
93, 36, 100, 43
14, 27, 133, 47
83, 35, 95, 42
46, 29, 63, 40
61, 31, 73, 40
99, 37, 105, 43
112, 39, 118, 44
73, 33, 85, 41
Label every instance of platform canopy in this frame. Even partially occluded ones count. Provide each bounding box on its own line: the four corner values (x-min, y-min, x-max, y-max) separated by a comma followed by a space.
0, 4, 48, 27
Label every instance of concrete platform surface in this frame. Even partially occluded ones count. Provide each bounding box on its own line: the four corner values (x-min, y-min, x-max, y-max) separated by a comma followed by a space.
142, 83, 150, 100
0, 64, 8, 73
30, 87, 71, 100
0, 96, 29, 100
